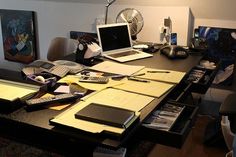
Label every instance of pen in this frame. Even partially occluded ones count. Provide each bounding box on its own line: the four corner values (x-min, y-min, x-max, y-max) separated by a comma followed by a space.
128, 77, 150, 83
131, 73, 146, 77
147, 70, 170, 73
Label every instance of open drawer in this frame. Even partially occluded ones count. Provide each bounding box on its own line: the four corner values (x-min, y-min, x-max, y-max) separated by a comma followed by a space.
138, 101, 198, 148
184, 56, 220, 94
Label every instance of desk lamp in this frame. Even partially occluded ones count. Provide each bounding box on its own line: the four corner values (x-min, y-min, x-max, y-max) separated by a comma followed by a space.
105, 0, 117, 24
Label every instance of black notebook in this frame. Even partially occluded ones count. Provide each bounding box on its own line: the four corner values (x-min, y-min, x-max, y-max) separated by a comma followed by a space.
74, 103, 135, 128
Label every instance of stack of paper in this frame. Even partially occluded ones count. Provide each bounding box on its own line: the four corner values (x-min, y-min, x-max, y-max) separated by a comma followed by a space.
89, 61, 145, 76
0, 79, 39, 101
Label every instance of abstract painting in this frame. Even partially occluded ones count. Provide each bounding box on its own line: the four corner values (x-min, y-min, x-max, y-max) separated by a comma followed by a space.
0, 9, 37, 63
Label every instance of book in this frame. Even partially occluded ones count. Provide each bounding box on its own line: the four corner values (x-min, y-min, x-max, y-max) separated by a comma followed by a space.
74, 103, 135, 128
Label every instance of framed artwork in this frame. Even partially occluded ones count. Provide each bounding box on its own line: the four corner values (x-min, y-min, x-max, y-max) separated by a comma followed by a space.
0, 9, 37, 64
198, 26, 236, 86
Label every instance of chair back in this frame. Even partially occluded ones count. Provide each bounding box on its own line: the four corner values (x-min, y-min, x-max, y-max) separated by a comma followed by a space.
47, 37, 78, 61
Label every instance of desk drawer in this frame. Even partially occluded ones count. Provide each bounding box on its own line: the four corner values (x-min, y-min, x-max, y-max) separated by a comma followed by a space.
167, 81, 192, 102
184, 57, 219, 94
138, 101, 198, 148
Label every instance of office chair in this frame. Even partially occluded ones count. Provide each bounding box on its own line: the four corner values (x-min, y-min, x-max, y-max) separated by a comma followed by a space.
47, 37, 78, 61
220, 93, 236, 157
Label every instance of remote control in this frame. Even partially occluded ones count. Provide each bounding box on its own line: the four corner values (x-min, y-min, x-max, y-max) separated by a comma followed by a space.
25, 93, 79, 110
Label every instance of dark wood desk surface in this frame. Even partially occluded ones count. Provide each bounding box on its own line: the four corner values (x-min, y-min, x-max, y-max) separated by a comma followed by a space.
0, 52, 202, 156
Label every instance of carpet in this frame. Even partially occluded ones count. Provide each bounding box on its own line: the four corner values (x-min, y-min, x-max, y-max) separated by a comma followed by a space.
0, 137, 63, 157
0, 136, 156, 157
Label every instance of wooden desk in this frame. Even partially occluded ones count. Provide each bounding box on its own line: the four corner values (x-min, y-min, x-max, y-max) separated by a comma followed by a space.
0, 52, 202, 156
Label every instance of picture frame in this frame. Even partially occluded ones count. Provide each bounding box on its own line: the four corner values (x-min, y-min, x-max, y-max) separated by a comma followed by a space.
0, 9, 37, 64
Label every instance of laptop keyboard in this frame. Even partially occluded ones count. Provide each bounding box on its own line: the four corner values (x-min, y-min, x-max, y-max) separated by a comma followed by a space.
109, 50, 140, 58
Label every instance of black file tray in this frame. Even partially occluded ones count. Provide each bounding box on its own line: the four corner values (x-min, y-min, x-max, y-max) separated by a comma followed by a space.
138, 101, 198, 148
0, 79, 41, 113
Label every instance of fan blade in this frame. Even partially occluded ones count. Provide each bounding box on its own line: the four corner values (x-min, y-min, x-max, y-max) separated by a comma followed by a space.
119, 13, 128, 23
130, 10, 139, 20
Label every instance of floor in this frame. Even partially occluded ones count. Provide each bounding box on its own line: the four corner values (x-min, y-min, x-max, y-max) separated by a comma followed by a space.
147, 115, 229, 157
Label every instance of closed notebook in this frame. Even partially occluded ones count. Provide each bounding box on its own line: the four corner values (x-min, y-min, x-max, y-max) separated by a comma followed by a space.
74, 103, 135, 128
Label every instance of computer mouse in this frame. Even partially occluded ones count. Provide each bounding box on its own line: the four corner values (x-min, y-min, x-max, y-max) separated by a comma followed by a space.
160, 45, 188, 59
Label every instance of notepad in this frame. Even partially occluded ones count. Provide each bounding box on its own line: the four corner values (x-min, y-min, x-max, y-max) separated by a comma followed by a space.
74, 103, 135, 128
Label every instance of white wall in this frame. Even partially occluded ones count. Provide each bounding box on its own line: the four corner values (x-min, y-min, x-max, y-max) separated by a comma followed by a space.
195, 18, 236, 29
0, 0, 191, 71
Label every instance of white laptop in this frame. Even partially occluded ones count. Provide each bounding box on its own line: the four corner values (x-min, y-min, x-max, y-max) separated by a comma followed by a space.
97, 23, 153, 62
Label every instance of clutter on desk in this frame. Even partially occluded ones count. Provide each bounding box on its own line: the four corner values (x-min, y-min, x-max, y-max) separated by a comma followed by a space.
54, 83, 88, 95
26, 72, 57, 87
133, 42, 163, 53
58, 75, 122, 91
22, 59, 87, 88
143, 103, 185, 131
49, 88, 153, 135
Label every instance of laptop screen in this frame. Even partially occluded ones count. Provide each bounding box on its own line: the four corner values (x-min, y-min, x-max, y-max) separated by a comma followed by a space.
97, 23, 132, 52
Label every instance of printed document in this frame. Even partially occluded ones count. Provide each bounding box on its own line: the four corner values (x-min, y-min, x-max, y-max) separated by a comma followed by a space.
89, 61, 145, 76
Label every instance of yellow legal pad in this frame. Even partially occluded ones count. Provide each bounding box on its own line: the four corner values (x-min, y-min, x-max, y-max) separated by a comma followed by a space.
0, 79, 39, 101
114, 78, 174, 98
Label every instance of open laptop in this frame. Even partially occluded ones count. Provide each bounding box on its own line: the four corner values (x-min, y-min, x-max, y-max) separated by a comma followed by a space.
97, 23, 153, 62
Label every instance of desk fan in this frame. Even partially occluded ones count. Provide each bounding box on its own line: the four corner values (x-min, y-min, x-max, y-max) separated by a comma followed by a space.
116, 8, 144, 40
